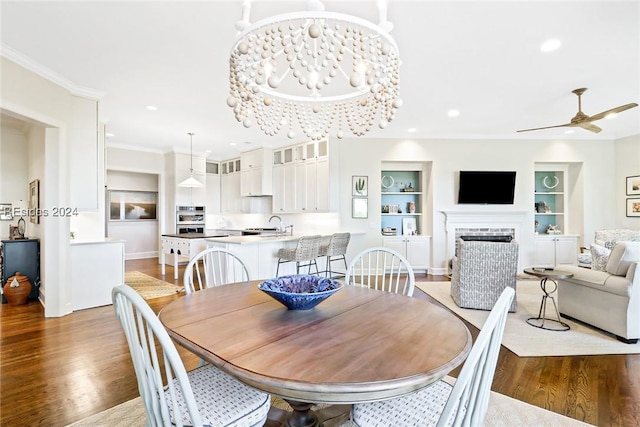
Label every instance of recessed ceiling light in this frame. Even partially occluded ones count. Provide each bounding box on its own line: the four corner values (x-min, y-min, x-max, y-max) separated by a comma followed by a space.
564, 129, 574, 134
145, 105, 158, 111
407, 128, 416, 133
447, 109, 460, 118
105, 132, 114, 138
230, 142, 237, 146
205, 149, 212, 153
540, 39, 561, 52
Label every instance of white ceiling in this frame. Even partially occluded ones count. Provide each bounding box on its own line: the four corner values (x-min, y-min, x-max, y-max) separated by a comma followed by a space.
2, 1, 639, 160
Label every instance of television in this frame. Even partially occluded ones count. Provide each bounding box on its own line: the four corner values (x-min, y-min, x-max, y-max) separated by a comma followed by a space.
457, 171, 516, 204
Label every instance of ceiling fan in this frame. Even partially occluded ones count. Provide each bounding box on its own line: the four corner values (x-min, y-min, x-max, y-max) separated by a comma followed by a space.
517, 88, 638, 133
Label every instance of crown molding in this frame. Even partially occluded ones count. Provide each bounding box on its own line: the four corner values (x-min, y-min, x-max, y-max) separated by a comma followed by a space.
1, 43, 106, 101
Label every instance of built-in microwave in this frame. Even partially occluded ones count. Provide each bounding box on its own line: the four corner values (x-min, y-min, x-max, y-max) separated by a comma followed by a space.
176, 205, 205, 234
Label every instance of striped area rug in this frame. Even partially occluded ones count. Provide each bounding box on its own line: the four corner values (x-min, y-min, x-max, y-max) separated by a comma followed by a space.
124, 271, 183, 300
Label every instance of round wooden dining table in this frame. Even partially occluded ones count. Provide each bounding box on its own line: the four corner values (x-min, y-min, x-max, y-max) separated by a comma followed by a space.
159, 281, 472, 427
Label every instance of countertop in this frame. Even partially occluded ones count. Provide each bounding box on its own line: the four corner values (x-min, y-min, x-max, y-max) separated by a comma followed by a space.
206, 231, 361, 245
70, 237, 125, 245
161, 233, 229, 239
206, 234, 300, 245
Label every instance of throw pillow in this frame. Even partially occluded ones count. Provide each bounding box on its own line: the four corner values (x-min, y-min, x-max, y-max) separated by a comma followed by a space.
606, 241, 640, 276
590, 243, 611, 271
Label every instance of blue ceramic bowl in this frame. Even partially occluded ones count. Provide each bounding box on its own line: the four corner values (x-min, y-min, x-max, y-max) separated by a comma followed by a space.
258, 275, 343, 310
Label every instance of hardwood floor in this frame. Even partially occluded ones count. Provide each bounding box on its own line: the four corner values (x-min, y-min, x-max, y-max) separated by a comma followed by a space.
1, 258, 639, 426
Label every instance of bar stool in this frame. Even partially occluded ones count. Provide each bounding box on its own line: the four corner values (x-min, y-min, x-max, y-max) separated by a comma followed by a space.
275, 235, 322, 276
318, 232, 351, 279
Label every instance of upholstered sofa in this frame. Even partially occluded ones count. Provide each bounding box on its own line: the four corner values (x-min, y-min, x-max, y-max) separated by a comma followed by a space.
578, 229, 640, 268
557, 241, 640, 343
450, 238, 518, 312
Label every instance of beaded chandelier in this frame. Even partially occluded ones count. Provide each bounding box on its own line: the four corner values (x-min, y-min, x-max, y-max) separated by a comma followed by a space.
227, 0, 402, 140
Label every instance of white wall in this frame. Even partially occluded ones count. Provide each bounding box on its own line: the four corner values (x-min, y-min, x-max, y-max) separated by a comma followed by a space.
0, 124, 29, 235
1, 56, 99, 317
106, 170, 159, 259
615, 134, 640, 229
338, 137, 619, 272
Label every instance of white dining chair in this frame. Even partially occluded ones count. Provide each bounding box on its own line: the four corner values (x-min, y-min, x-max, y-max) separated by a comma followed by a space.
351, 286, 515, 427
112, 284, 270, 427
345, 247, 415, 297
183, 247, 250, 295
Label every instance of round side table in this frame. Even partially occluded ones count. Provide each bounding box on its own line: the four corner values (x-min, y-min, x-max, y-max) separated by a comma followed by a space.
523, 268, 573, 331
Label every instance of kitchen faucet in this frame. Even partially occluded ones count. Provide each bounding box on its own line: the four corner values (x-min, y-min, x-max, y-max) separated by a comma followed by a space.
268, 215, 283, 233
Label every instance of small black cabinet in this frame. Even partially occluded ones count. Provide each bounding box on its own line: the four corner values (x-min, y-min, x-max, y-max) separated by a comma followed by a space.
1, 239, 40, 303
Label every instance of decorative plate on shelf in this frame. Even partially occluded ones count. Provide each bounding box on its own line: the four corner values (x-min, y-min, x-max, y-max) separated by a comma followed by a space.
258, 275, 342, 310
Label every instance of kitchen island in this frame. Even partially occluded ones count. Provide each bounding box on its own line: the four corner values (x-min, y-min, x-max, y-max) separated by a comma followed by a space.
206, 233, 346, 280
161, 233, 228, 280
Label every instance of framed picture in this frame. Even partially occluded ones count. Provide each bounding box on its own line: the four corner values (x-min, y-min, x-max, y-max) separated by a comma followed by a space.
402, 217, 417, 236
626, 175, 640, 195
0, 203, 12, 221
626, 198, 640, 217
352, 198, 368, 218
29, 179, 40, 224
352, 176, 368, 197
109, 190, 158, 221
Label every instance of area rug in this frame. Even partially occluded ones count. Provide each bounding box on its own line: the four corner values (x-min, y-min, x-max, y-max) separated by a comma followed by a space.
65, 379, 592, 427
124, 271, 183, 300
417, 281, 640, 357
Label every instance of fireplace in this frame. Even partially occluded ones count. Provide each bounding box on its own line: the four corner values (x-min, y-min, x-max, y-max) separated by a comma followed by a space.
441, 210, 527, 270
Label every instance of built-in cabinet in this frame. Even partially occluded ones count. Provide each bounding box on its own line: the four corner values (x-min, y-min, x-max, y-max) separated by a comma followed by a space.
221, 157, 242, 214
241, 148, 272, 196
380, 168, 423, 235
534, 167, 566, 235
533, 235, 579, 267
206, 162, 220, 214
382, 235, 431, 271
1, 239, 40, 302
272, 140, 329, 213
533, 163, 578, 267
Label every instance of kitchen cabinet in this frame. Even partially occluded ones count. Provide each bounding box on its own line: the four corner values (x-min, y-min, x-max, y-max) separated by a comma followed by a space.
220, 157, 243, 213
382, 235, 430, 271
241, 148, 272, 196
272, 140, 330, 213
206, 162, 221, 214
1, 239, 40, 302
533, 235, 579, 268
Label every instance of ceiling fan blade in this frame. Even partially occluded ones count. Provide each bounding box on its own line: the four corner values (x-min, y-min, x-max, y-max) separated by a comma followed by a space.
587, 103, 639, 122
576, 122, 602, 133
516, 123, 571, 133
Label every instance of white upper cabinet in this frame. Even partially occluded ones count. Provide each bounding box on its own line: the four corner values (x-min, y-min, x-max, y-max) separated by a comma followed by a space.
271, 140, 331, 213
240, 148, 272, 196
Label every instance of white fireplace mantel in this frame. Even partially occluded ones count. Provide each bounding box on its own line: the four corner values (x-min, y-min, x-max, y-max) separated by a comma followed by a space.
440, 210, 528, 266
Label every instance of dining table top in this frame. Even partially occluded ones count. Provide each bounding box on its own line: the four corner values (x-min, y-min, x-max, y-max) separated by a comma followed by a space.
159, 280, 472, 404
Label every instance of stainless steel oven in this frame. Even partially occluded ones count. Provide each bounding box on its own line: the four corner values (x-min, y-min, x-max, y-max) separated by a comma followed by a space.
176, 205, 205, 234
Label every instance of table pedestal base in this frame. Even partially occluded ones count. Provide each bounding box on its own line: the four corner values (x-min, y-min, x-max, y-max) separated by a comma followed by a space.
526, 278, 570, 331
266, 400, 351, 427
285, 400, 320, 427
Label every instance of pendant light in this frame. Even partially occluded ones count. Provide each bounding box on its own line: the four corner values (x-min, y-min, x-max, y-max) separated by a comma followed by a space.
178, 132, 203, 188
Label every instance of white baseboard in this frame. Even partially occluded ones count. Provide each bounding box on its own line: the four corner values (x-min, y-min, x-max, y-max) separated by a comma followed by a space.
125, 251, 158, 261
429, 267, 448, 276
